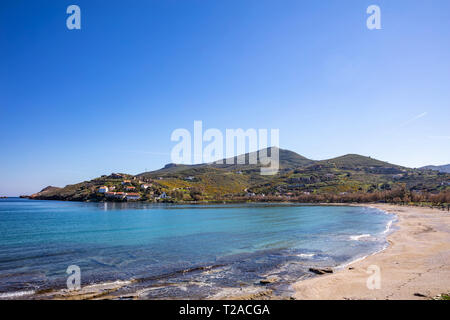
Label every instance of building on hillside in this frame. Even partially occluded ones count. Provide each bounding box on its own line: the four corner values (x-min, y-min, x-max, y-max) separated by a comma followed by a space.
98, 186, 109, 193
125, 186, 136, 191
110, 173, 124, 179
159, 192, 169, 199
122, 180, 132, 185
126, 193, 141, 200
114, 192, 126, 199
141, 184, 152, 189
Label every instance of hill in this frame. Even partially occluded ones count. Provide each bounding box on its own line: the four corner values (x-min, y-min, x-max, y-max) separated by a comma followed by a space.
138, 147, 313, 176
420, 164, 450, 173
26, 148, 450, 203
29, 186, 61, 199
317, 154, 404, 171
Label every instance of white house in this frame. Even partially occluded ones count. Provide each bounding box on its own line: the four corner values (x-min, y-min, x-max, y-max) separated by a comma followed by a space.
141, 184, 152, 190
98, 186, 109, 193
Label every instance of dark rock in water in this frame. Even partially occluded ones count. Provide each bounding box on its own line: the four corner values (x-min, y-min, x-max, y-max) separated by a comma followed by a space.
259, 276, 279, 284
309, 267, 333, 275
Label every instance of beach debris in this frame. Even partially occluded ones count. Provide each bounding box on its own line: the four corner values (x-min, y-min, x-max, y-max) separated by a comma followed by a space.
259, 276, 279, 285
432, 293, 450, 300
413, 292, 427, 298
308, 267, 333, 275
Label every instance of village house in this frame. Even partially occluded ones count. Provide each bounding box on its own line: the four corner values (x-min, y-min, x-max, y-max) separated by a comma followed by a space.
122, 180, 132, 185
159, 192, 169, 199
125, 186, 136, 191
110, 173, 124, 179
98, 186, 109, 193
141, 184, 152, 190
114, 192, 126, 200
126, 193, 141, 200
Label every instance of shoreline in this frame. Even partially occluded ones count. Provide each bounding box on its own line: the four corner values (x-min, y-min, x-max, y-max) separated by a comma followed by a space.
292, 204, 450, 300
13, 197, 450, 213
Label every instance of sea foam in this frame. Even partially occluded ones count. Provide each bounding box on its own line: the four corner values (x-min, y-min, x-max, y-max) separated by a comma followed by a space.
349, 234, 371, 241
0, 290, 35, 299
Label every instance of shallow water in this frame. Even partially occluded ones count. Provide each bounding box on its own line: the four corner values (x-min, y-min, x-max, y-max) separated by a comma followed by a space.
0, 199, 395, 299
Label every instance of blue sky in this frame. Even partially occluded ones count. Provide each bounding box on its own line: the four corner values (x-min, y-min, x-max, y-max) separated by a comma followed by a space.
1, 0, 450, 196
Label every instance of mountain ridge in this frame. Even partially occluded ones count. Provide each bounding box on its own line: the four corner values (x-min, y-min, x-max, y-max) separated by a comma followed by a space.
26, 148, 450, 203
420, 164, 450, 173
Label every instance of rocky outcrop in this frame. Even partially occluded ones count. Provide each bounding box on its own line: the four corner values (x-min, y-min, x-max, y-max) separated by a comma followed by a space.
308, 267, 333, 275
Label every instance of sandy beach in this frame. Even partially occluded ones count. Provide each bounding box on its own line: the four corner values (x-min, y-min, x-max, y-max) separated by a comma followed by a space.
293, 204, 450, 300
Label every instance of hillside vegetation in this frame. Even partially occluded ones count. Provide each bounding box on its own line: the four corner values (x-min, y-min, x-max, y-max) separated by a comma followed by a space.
27, 148, 450, 206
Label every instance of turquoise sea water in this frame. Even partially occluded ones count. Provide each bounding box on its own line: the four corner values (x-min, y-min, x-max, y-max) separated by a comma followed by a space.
0, 198, 395, 299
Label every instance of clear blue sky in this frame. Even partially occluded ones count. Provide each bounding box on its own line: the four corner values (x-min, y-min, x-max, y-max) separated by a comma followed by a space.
1, 0, 450, 196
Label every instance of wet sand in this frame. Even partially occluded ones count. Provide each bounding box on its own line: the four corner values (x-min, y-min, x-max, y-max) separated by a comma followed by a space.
293, 204, 450, 300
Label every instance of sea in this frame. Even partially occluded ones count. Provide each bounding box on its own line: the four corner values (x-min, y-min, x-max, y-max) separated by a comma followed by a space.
0, 198, 396, 299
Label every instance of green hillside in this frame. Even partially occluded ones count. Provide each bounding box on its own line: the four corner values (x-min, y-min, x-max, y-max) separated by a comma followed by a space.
27, 148, 450, 205
318, 154, 404, 170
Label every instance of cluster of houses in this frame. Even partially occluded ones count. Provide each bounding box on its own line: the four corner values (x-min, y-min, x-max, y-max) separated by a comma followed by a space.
98, 185, 141, 200
98, 181, 169, 201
